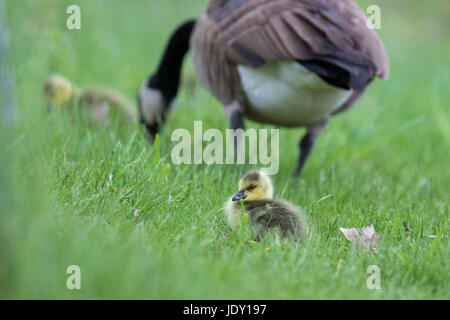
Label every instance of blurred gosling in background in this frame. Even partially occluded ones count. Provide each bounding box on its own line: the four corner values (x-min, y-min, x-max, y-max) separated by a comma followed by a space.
226, 170, 307, 241
43, 74, 137, 122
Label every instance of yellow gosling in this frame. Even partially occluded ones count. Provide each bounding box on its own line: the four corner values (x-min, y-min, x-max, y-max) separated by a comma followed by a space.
226, 170, 307, 241
43, 74, 136, 121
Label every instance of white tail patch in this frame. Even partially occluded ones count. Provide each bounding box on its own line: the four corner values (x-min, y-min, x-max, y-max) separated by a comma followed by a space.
238, 61, 353, 126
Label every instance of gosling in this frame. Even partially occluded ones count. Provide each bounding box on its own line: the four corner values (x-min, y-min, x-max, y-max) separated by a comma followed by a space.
43, 74, 137, 122
226, 170, 307, 241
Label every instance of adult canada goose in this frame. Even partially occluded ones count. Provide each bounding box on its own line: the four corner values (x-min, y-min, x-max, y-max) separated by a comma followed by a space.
44, 75, 137, 122
226, 170, 307, 240
138, 0, 389, 176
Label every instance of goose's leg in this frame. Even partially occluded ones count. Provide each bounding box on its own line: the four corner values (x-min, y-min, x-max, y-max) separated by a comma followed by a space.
228, 102, 245, 150
294, 121, 328, 177
230, 110, 245, 152
294, 133, 315, 176
231, 110, 245, 131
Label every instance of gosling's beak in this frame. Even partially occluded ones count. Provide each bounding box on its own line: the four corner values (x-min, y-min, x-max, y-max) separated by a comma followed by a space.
232, 190, 246, 202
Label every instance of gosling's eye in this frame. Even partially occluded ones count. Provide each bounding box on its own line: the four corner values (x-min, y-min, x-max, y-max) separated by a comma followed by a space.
248, 185, 256, 191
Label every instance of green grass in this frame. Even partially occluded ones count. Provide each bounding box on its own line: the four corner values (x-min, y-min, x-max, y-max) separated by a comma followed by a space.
1, 0, 449, 299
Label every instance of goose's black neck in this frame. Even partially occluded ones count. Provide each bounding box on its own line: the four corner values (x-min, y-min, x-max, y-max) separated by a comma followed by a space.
148, 19, 196, 105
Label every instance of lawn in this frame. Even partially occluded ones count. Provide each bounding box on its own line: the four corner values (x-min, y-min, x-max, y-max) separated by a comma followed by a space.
0, 0, 448, 299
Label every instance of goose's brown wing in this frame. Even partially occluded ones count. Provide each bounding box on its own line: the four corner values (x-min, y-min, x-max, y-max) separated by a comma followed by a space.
207, 0, 389, 90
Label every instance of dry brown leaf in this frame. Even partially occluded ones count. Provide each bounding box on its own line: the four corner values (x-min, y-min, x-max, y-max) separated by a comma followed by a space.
340, 225, 382, 251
